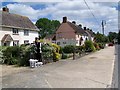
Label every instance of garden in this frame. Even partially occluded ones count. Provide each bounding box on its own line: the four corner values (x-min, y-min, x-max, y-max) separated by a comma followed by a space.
0, 40, 106, 67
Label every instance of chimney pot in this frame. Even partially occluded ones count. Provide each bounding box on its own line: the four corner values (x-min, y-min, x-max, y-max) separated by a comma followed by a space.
72, 21, 76, 24
63, 16, 67, 23
3, 6, 9, 12
79, 24, 82, 28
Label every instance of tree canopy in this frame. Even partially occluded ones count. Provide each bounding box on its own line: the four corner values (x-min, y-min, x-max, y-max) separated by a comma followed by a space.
108, 32, 118, 42
35, 18, 60, 38
94, 32, 109, 43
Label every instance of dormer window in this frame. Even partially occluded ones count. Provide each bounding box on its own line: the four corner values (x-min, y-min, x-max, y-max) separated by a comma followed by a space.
12, 28, 19, 35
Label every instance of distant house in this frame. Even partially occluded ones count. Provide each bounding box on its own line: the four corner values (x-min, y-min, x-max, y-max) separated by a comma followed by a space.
0, 7, 39, 46
55, 17, 95, 47
44, 34, 56, 43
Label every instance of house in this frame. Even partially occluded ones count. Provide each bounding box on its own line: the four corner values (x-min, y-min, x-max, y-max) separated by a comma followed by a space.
0, 7, 39, 46
55, 17, 95, 47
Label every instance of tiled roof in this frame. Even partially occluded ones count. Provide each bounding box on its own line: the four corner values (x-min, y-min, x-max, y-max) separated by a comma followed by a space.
2, 12, 38, 30
67, 22, 88, 36
1, 34, 13, 42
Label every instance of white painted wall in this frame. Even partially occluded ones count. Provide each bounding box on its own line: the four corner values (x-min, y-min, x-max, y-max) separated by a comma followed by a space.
0, 26, 38, 46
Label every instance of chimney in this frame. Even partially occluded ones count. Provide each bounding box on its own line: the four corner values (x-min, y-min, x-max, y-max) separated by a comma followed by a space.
3, 6, 9, 12
63, 17, 67, 23
87, 28, 89, 30
84, 27, 86, 30
72, 21, 76, 24
78, 24, 82, 28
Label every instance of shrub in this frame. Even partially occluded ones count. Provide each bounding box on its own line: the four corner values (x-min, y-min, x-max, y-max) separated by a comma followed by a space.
98, 43, 105, 49
94, 43, 100, 50
63, 45, 75, 53
84, 40, 96, 52
53, 52, 61, 61
61, 53, 68, 59
2, 46, 21, 65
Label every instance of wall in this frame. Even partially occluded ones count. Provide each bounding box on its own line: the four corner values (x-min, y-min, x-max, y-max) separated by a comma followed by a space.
56, 39, 76, 47
0, 26, 38, 46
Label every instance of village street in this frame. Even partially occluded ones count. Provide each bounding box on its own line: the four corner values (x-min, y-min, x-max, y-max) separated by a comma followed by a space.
2, 46, 115, 88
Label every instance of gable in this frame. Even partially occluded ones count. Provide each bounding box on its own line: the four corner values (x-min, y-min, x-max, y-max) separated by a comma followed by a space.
56, 23, 75, 33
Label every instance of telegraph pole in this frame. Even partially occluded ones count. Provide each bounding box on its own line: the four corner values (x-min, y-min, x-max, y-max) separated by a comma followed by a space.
101, 20, 106, 35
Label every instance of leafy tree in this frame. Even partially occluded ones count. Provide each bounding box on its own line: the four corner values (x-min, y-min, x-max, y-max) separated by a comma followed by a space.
108, 32, 118, 42
36, 18, 60, 38
94, 32, 109, 43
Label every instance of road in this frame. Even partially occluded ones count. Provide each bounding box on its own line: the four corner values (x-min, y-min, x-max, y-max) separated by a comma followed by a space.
2, 46, 115, 88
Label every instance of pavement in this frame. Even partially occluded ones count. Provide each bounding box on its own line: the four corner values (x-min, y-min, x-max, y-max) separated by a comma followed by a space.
1, 46, 115, 88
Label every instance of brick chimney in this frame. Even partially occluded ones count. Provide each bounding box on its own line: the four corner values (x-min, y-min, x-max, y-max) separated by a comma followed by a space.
63, 17, 67, 23
72, 21, 76, 24
84, 27, 86, 30
3, 6, 9, 12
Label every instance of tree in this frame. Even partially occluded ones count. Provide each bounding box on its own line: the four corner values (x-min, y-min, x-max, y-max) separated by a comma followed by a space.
108, 32, 118, 42
35, 18, 60, 38
94, 32, 109, 43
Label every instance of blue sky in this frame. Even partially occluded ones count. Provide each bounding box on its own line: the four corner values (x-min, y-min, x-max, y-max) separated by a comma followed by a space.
1, 0, 119, 35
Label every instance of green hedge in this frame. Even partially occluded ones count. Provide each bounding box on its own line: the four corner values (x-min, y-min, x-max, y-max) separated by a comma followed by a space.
62, 45, 75, 53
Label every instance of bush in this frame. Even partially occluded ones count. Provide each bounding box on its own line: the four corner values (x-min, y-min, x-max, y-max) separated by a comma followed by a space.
61, 52, 68, 59
98, 43, 105, 49
53, 52, 61, 61
2, 46, 21, 65
84, 40, 96, 52
94, 43, 100, 50
63, 45, 75, 53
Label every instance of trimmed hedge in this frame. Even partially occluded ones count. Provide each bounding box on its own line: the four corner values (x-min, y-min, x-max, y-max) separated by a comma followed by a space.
62, 45, 75, 53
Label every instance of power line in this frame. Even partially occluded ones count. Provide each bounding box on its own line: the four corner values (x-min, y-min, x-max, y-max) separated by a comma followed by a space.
83, 0, 101, 32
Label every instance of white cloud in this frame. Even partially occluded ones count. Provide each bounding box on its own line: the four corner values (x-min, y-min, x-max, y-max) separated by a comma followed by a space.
2, 1, 118, 34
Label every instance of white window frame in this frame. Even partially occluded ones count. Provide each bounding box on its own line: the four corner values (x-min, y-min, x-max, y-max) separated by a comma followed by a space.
12, 28, 19, 35
24, 30, 29, 36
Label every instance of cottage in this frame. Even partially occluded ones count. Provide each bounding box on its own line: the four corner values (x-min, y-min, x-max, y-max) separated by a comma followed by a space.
55, 17, 94, 47
0, 7, 39, 46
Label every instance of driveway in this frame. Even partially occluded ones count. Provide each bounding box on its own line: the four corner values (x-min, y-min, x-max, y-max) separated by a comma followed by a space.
2, 46, 115, 88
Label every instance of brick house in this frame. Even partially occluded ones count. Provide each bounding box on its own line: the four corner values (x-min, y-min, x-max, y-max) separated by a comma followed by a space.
55, 17, 95, 47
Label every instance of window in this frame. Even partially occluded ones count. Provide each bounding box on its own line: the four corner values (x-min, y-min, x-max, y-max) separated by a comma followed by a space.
24, 30, 29, 36
24, 40, 29, 44
12, 28, 19, 34
13, 40, 19, 46
63, 42, 66, 44
57, 42, 60, 45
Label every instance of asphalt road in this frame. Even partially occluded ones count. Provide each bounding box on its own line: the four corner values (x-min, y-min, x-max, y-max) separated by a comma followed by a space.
2, 46, 115, 88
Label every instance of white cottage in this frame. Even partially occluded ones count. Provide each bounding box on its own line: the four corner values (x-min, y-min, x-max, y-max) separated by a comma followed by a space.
0, 7, 39, 46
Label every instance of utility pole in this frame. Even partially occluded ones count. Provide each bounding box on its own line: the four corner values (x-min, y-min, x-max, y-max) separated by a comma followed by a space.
101, 20, 106, 35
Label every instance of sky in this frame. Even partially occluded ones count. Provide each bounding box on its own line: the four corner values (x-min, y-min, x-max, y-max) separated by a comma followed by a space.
1, 0, 119, 35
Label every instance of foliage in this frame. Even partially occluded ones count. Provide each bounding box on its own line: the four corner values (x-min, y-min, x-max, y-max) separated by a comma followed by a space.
93, 43, 100, 50
62, 45, 75, 53
2, 46, 21, 65
84, 40, 96, 52
41, 43, 53, 60
61, 52, 68, 59
51, 43, 60, 53
95, 32, 109, 43
98, 43, 105, 49
35, 18, 60, 38
108, 32, 118, 43
53, 52, 61, 61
